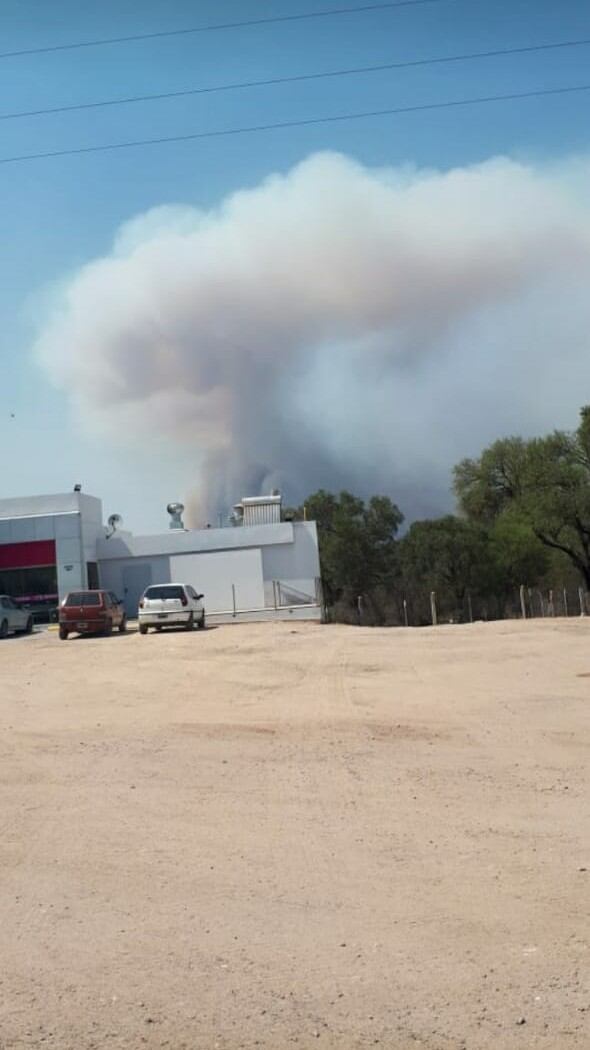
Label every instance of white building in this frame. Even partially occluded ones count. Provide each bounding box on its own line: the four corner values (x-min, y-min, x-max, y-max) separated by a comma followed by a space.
0, 491, 322, 623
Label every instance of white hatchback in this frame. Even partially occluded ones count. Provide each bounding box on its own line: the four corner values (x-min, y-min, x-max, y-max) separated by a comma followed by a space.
138, 583, 205, 634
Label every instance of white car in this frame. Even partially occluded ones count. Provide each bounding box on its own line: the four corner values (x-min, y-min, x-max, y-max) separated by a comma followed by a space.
0, 595, 34, 638
138, 583, 205, 634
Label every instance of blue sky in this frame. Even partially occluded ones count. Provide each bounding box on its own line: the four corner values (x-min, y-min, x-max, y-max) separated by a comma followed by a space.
1, 0, 589, 531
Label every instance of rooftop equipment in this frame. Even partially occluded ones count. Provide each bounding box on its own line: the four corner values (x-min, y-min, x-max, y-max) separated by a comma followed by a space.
232, 492, 282, 527
167, 502, 185, 530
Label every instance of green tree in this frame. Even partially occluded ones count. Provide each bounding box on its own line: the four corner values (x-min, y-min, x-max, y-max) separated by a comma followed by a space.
296, 490, 403, 615
453, 437, 528, 524
455, 407, 590, 587
399, 516, 491, 618
487, 512, 549, 592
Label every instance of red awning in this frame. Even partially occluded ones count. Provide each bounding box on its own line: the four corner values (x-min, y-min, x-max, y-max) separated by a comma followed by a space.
0, 539, 56, 570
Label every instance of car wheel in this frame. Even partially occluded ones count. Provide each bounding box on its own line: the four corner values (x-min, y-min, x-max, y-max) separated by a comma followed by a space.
0, 619, 8, 639
119, 616, 127, 634
185, 613, 195, 631
59, 625, 69, 641
104, 619, 113, 637
198, 612, 206, 630
139, 623, 148, 635
25, 616, 33, 634
155, 625, 162, 632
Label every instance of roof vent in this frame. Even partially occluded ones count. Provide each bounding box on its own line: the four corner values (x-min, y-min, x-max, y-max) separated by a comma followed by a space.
167, 502, 185, 530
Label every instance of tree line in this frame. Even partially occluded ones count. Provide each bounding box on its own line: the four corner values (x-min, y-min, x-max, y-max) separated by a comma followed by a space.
288, 406, 590, 625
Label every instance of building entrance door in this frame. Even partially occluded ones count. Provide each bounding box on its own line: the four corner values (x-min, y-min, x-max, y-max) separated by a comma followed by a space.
122, 563, 153, 617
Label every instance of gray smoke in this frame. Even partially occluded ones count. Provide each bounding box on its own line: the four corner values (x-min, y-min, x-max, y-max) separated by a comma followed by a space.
34, 151, 590, 523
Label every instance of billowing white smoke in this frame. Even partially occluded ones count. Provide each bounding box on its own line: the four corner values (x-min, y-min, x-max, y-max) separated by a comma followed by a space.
34, 151, 590, 522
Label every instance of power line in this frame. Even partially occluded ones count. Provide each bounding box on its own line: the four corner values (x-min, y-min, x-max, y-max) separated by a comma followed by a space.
2, 37, 588, 123
0, 1, 450, 60
1, 83, 588, 167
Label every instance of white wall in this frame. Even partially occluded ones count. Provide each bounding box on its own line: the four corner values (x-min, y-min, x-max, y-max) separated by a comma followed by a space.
79, 494, 105, 571
55, 515, 85, 596
96, 521, 295, 560
170, 548, 264, 612
0, 514, 54, 544
260, 522, 320, 598
99, 548, 265, 615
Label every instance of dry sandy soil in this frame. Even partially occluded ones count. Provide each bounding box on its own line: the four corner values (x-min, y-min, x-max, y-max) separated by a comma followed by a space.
0, 618, 589, 1050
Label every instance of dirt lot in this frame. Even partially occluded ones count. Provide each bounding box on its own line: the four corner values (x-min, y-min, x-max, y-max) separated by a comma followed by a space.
0, 619, 589, 1050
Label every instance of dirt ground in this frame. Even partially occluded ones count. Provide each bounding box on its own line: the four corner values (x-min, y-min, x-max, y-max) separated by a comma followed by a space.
0, 619, 589, 1050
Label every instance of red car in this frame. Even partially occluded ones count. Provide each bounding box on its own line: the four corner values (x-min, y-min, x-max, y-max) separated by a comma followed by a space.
59, 590, 127, 639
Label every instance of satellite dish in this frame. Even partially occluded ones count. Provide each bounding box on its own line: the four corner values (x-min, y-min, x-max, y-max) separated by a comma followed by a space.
106, 513, 123, 538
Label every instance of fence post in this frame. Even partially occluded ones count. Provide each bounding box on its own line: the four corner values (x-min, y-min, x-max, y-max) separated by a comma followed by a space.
403, 598, 409, 628
232, 584, 236, 618
467, 590, 473, 624
357, 595, 363, 626
563, 586, 569, 618
519, 584, 527, 620
315, 577, 327, 622
579, 586, 586, 617
430, 591, 438, 627
548, 589, 555, 617
272, 580, 278, 610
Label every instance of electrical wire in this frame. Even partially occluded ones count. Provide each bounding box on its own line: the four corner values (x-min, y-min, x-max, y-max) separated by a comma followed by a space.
0, 1, 450, 60
1, 37, 588, 122
1, 83, 588, 167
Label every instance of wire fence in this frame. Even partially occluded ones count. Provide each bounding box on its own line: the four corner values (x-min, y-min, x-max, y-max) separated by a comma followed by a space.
327, 583, 590, 627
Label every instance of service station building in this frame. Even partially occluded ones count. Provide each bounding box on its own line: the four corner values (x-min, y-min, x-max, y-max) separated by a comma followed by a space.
0, 491, 322, 623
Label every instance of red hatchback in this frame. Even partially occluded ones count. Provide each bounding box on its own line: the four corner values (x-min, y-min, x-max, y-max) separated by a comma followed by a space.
59, 590, 127, 639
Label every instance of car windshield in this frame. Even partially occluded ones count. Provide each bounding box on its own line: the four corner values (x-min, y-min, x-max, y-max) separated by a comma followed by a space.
144, 586, 185, 600
65, 592, 101, 606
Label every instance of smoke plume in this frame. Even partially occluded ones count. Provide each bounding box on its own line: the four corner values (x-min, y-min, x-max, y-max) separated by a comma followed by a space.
34, 151, 590, 522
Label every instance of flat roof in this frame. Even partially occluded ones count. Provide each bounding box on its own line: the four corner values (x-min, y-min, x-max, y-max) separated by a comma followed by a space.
0, 492, 102, 520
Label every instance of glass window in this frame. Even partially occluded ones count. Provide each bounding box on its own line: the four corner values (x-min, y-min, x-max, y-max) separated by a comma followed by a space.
144, 585, 185, 600
0, 566, 58, 601
65, 592, 102, 606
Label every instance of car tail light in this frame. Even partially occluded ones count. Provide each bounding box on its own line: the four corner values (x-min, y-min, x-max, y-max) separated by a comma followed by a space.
181, 592, 188, 606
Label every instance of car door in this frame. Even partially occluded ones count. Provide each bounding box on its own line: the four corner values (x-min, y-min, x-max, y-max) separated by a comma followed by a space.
186, 586, 203, 615
12, 598, 27, 631
0, 596, 13, 632
2, 596, 23, 632
185, 586, 195, 614
109, 592, 123, 626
